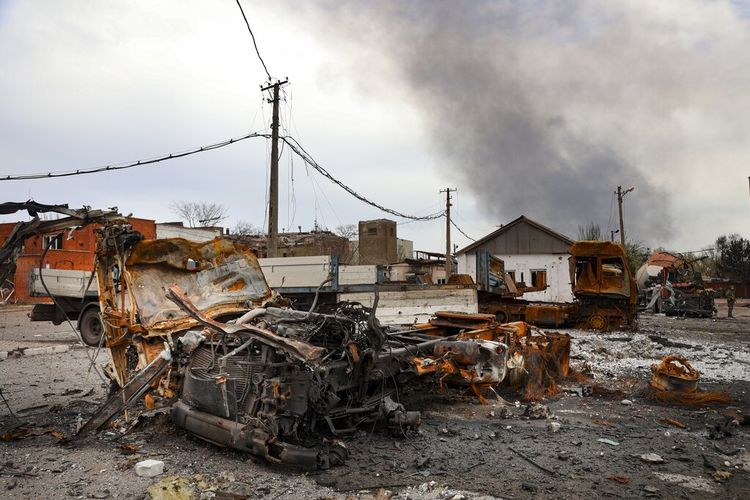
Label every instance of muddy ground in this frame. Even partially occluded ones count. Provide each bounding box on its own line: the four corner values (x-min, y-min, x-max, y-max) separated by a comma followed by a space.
0, 304, 748, 499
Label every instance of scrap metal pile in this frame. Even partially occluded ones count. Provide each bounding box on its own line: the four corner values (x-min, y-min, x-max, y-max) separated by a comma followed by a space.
0, 204, 573, 469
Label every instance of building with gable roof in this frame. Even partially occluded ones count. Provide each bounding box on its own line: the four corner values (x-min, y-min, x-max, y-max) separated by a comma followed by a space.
456, 215, 575, 302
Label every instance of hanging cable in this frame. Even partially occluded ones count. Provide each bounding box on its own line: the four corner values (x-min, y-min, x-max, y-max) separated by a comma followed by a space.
0, 132, 271, 181
3, 131, 445, 223
450, 219, 476, 242
234, 0, 272, 81
282, 135, 445, 221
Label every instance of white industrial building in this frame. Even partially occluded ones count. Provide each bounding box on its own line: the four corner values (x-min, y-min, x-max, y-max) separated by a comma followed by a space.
456, 216, 575, 303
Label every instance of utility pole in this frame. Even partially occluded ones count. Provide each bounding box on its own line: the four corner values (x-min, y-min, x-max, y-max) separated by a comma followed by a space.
261, 78, 289, 258
440, 188, 457, 279
616, 185, 634, 247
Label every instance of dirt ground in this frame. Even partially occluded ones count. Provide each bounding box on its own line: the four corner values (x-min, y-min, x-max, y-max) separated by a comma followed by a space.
0, 304, 748, 499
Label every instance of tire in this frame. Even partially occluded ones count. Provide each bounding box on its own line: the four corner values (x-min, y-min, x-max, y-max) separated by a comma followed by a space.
495, 311, 508, 324
588, 313, 609, 332
78, 307, 104, 347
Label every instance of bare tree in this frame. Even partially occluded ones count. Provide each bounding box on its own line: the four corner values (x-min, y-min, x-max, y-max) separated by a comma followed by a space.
170, 201, 228, 228
577, 222, 602, 241
232, 221, 263, 236
335, 224, 358, 240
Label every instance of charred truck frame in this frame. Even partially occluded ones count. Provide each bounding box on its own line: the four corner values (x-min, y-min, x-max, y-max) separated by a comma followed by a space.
478, 241, 638, 331
0, 202, 572, 468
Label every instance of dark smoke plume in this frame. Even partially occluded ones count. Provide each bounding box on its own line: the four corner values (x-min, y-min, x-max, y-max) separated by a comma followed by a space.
282, 1, 685, 241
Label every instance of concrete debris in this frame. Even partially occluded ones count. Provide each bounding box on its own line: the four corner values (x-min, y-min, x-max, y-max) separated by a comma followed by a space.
653, 472, 717, 494
640, 453, 665, 464
135, 459, 164, 478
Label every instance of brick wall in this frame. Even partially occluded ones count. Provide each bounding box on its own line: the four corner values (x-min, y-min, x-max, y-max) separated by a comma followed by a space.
0, 217, 155, 302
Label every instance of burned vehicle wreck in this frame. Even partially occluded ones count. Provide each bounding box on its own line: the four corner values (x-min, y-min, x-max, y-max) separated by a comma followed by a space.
569, 241, 638, 331
0, 203, 571, 469
83, 222, 520, 468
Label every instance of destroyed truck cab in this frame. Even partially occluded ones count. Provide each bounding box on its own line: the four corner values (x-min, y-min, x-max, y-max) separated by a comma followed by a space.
0, 203, 521, 469
91, 224, 414, 468
89, 222, 513, 469
569, 241, 638, 331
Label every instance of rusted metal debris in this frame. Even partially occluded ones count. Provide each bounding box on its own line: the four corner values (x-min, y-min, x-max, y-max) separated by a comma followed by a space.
660, 417, 688, 429
651, 355, 701, 392
649, 355, 731, 406
0, 426, 64, 441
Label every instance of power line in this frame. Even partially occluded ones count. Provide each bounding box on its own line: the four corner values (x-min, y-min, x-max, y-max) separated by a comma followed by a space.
234, 0, 271, 81
1, 131, 445, 222
450, 219, 476, 242
0, 132, 270, 181
281, 135, 445, 221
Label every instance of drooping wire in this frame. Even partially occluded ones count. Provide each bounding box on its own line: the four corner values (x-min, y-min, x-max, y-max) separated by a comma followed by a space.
281, 136, 445, 221
0, 132, 271, 181
450, 219, 476, 242
2, 130, 446, 223
234, 0, 272, 81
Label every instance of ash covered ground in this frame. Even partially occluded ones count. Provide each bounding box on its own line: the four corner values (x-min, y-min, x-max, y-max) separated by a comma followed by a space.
1, 304, 748, 499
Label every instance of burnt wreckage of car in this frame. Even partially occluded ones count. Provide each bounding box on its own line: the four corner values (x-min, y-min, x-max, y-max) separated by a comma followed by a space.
0, 203, 571, 469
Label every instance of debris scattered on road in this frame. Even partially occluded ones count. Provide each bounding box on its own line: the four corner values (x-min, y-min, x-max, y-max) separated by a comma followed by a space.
597, 438, 619, 446
660, 417, 688, 429
608, 475, 630, 484
0, 425, 64, 441
134, 459, 164, 478
648, 355, 731, 406
640, 453, 665, 464
523, 403, 553, 419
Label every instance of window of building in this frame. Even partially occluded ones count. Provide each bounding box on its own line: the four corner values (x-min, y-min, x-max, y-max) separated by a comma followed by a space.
437, 278, 447, 285
367, 227, 378, 236
42, 234, 63, 250
531, 269, 547, 289
507, 270, 516, 283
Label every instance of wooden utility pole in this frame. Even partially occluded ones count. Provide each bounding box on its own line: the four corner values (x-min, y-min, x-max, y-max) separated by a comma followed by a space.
616, 185, 634, 247
261, 78, 288, 257
440, 188, 457, 279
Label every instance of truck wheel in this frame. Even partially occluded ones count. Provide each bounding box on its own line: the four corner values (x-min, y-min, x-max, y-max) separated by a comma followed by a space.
588, 314, 609, 331
495, 311, 508, 324
79, 308, 104, 347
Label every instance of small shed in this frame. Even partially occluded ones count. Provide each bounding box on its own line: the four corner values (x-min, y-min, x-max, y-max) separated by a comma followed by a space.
456, 215, 575, 302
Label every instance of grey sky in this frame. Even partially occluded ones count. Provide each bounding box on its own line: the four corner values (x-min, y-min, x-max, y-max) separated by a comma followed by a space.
1, 1, 749, 253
